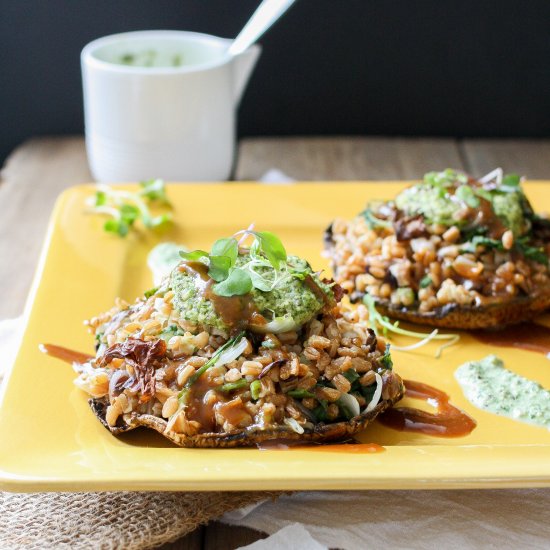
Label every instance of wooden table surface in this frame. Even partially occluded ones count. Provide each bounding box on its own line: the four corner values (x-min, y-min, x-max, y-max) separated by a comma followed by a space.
1, 135, 549, 549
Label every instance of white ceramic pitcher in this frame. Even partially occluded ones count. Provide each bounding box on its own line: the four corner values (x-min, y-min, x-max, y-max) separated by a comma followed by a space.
81, 30, 261, 182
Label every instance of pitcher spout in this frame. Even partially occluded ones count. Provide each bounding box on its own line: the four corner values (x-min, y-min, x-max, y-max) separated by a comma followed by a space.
231, 44, 261, 106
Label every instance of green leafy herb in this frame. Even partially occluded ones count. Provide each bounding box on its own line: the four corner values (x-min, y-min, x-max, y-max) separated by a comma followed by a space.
522, 246, 548, 264
211, 238, 238, 264
287, 389, 315, 399
380, 343, 393, 370
312, 399, 329, 422
144, 286, 159, 299
360, 383, 377, 402
148, 213, 172, 230
140, 179, 171, 204
460, 235, 548, 265
208, 255, 232, 282
248, 231, 287, 269
419, 276, 432, 288
473, 187, 494, 202
213, 268, 253, 296
362, 294, 459, 358
517, 237, 548, 265
179, 250, 209, 262
159, 324, 184, 343
218, 379, 249, 393
250, 380, 262, 401
424, 168, 467, 187
455, 185, 480, 208
247, 268, 275, 291
87, 181, 172, 237
460, 236, 503, 254
501, 173, 521, 188
104, 218, 130, 237
178, 229, 318, 299
342, 369, 360, 384
95, 190, 107, 206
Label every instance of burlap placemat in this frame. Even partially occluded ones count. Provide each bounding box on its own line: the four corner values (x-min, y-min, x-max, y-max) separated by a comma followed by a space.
0, 320, 280, 550
0, 490, 279, 549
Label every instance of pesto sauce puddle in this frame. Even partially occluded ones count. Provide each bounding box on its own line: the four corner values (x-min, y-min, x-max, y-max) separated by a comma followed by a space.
455, 355, 550, 430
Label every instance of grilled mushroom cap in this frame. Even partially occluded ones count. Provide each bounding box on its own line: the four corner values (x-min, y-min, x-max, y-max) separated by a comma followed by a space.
359, 293, 550, 330
89, 372, 404, 448
325, 222, 550, 330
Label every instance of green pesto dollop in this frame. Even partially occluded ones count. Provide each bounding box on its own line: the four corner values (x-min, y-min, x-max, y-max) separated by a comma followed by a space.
492, 192, 527, 236
395, 184, 462, 226
170, 254, 333, 331
455, 355, 550, 429
394, 169, 528, 234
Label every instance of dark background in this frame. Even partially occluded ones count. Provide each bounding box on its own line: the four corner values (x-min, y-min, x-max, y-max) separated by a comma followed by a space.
1, 0, 549, 163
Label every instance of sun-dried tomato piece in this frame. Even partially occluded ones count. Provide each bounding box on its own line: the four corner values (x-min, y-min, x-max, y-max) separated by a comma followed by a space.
100, 338, 166, 402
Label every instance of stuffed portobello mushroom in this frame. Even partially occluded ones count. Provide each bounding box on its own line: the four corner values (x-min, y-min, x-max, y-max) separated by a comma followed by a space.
326, 169, 550, 329
75, 230, 404, 447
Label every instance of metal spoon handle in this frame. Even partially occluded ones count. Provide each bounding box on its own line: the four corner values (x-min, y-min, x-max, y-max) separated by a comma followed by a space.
228, 0, 296, 56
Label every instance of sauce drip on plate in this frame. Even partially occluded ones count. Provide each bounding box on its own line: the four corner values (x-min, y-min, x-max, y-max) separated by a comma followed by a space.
471, 323, 550, 356
39, 343, 93, 364
378, 380, 477, 437
296, 442, 385, 453
257, 440, 385, 453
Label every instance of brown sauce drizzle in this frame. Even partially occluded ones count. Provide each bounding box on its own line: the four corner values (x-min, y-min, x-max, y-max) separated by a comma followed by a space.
378, 380, 477, 437
184, 371, 253, 434
471, 322, 550, 355
180, 261, 259, 329
186, 375, 217, 433
39, 343, 93, 364
464, 196, 507, 239
304, 274, 332, 309
215, 397, 251, 428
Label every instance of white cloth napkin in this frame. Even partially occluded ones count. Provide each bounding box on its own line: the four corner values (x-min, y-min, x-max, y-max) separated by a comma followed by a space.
222, 488, 550, 549
258, 169, 296, 184
0, 316, 23, 381
239, 523, 326, 550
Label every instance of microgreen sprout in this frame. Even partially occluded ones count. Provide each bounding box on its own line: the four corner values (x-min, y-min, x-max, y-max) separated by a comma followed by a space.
87, 179, 172, 237
362, 294, 459, 358
178, 229, 314, 298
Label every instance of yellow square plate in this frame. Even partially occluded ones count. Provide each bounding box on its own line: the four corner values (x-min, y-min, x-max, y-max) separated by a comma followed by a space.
2, 182, 550, 492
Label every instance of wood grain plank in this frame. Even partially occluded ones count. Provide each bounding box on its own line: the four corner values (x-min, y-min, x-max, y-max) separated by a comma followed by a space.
203, 522, 267, 550
461, 139, 550, 178
0, 136, 92, 318
235, 136, 464, 180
